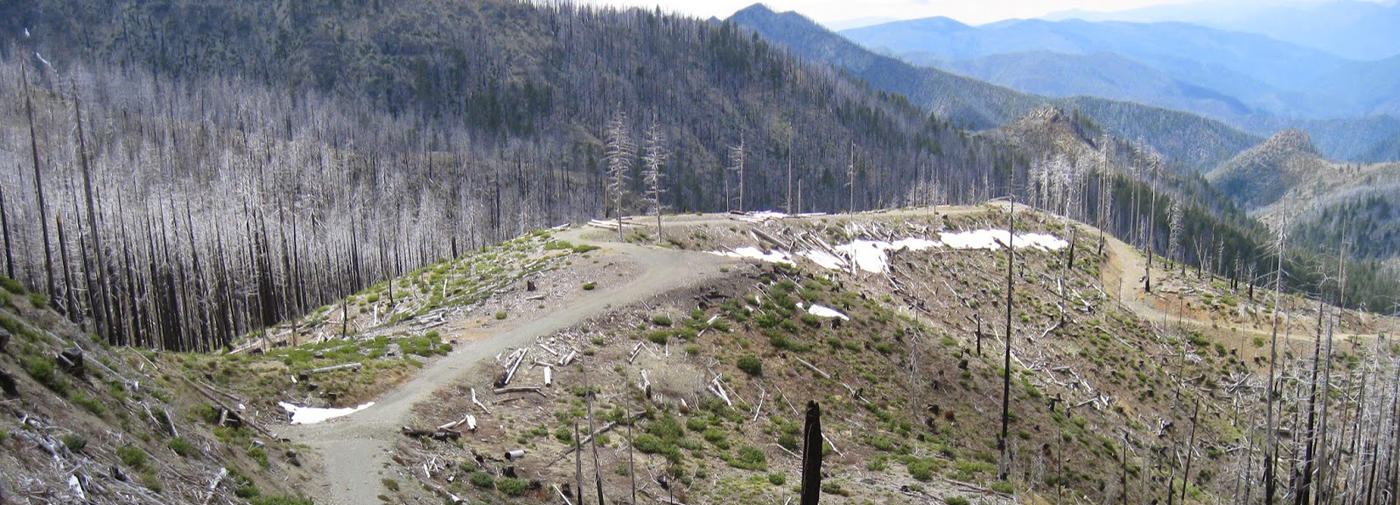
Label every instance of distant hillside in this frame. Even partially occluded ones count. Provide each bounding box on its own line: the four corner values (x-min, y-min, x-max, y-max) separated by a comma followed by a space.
842, 17, 1346, 104
729, 4, 1260, 171
930, 51, 1256, 120
1208, 129, 1400, 262
839, 13, 1400, 161
1046, 0, 1400, 61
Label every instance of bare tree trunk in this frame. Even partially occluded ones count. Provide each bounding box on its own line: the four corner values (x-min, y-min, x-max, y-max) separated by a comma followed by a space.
0, 183, 13, 280
800, 400, 822, 505
1181, 397, 1201, 505
998, 196, 1016, 481
21, 58, 55, 299
1265, 228, 1288, 505
73, 81, 109, 338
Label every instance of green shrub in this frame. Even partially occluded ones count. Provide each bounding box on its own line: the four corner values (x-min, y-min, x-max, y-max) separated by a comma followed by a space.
469, 471, 495, 488
685, 344, 699, 356
0, 277, 23, 294
24, 356, 70, 396
582, 282, 596, 291
768, 473, 786, 486
28, 292, 46, 308
736, 355, 763, 376
168, 437, 197, 458
72, 393, 106, 416
497, 477, 528, 496
731, 445, 767, 471
991, 480, 1014, 494
494, 311, 507, 320
1252, 337, 1266, 348
647, 331, 669, 345
117, 445, 148, 469
61, 434, 87, 453
381, 479, 399, 492
651, 314, 673, 327
945, 497, 970, 505
0, 429, 8, 444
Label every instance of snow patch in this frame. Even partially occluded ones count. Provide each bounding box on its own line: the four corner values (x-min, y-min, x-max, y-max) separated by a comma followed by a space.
805, 304, 850, 320
736, 210, 789, 223
939, 229, 1067, 251
708, 246, 794, 265
800, 250, 846, 270
830, 238, 941, 273
278, 401, 374, 425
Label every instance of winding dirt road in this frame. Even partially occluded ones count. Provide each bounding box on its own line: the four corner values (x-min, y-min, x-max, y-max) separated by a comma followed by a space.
284, 227, 730, 505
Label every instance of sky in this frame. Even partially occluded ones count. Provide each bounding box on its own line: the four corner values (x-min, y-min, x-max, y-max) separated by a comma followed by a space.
574, 0, 1384, 28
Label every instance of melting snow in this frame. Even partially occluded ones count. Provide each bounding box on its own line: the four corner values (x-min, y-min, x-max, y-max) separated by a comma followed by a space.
708, 246, 794, 265
736, 211, 790, 223
278, 401, 374, 425
939, 229, 1067, 251
831, 238, 941, 273
800, 250, 846, 270
805, 304, 850, 320
713, 229, 1065, 274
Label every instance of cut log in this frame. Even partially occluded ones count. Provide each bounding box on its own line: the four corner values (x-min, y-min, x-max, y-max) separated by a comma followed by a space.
559, 350, 577, 366
505, 449, 526, 460
543, 366, 553, 386
57, 347, 85, 377
493, 386, 546, 396
628, 342, 644, 363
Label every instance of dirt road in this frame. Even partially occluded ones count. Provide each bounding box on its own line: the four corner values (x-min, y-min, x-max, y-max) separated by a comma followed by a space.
284, 227, 730, 505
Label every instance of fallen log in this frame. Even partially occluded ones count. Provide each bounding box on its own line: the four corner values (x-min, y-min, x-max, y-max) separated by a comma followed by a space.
471, 388, 491, 414
297, 362, 361, 381
793, 357, 831, 379
493, 386, 546, 397
401, 426, 462, 441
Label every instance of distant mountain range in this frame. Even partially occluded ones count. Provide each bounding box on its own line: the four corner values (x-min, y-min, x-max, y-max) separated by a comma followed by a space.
729, 4, 1260, 171
835, 13, 1400, 162
1046, 0, 1400, 61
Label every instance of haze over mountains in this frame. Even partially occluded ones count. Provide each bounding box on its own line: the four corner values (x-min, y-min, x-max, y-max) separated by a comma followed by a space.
835, 2, 1400, 162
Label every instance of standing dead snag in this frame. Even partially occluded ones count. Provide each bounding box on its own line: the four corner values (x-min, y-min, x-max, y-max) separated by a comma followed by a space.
998, 196, 1016, 482
605, 111, 634, 241
1263, 225, 1286, 505
800, 401, 822, 505
641, 119, 668, 244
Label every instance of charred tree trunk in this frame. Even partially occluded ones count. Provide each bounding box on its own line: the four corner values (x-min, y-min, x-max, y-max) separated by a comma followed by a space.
800, 401, 822, 505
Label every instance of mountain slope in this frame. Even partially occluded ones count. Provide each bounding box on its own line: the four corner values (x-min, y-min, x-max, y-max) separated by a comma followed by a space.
1208, 129, 1400, 262
1046, 0, 1400, 61
729, 4, 1261, 171
841, 17, 1347, 99
0, 0, 1023, 350
932, 51, 1257, 120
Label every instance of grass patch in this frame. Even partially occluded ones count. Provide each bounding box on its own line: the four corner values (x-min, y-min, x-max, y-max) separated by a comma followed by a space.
169, 437, 197, 458
117, 444, 149, 469
736, 355, 762, 376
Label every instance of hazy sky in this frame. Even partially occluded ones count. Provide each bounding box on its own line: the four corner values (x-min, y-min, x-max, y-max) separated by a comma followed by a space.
576, 0, 1381, 27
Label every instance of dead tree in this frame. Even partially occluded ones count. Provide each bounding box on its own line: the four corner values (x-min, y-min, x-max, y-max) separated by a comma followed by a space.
641, 119, 668, 244
800, 401, 822, 505
605, 111, 633, 240
21, 57, 55, 298
1264, 226, 1287, 505
998, 196, 1016, 481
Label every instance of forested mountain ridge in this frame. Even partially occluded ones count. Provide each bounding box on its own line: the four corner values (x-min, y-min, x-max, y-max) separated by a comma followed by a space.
836, 13, 1400, 163
0, 0, 1031, 351
1208, 129, 1400, 265
728, 3, 1262, 172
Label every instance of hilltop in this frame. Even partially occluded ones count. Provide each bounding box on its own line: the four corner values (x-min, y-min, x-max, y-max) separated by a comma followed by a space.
1208, 130, 1400, 263
34, 206, 1371, 505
